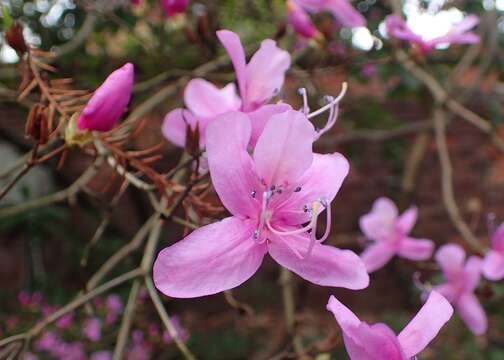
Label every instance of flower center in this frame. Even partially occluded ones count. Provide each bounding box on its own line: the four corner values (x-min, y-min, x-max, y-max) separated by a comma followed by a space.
252, 186, 332, 259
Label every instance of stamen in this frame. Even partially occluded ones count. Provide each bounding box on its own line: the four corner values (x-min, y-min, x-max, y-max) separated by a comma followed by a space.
307, 82, 348, 119
255, 190, 272, 242
305, 199, 332, 258
294, 186, 302, 192
251, 190, 257, 198
298, 88, 310, 115
314, 96, 339, 140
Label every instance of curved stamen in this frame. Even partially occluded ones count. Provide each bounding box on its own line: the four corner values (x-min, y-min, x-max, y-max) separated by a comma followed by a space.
314, 96, 339, 140
266, 218, 314, 237
255, 190, 272, 243
304, 200, 332, 257
307, 82, 348, 119
298, 88, 310, 115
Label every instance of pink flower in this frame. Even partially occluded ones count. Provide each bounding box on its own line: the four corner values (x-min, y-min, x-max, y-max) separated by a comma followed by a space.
162, 30, 291, 148
127, 330, 151, 360
385, 14, 480, 53
83, 317, 102, 342
359, 197, 434, 272
35, 331, 60, 352
91, 351, 113, 360
161, 0, 189, 17
434, 244, 487, 335
295, 0, 365, 28
105, 294, 124, 325
483, 222, 504, 281
22, 353, 38, 360
154, 110, 368, 298
131, 0, 143, 6
287, 0, 319, 39
327, 291, 453, 360
77, 63, 134, 132
56, 312, 74, 329
17, 291, 31, 307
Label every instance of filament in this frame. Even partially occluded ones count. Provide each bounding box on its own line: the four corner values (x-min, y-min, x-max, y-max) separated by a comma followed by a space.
307, 82, 348, 119
298, 88, 310, 115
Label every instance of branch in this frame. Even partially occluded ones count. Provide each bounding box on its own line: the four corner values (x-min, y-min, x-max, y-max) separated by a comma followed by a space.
433, 109, 484, 252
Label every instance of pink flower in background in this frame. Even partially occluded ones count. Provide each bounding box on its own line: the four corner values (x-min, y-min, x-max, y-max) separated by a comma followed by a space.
56, 312, 74, 329
287, 0, 319, 39
295, 0, 366, 28
327, 291, 453, 360
483, 222, 504, 281
35, 331, 60, 352
434, 244, 487, 335
18, 291, 31, 307
127, 330, 151, 360
105, 294, 124, 325
77, 63, 134, 132
154, 110, 368, 298
359, 197, 434, 273
23, 353, 38, 360
162, 0, 189, 17
90, 351, 113, 360
385, 14, 480, 53
131, 0, 143, 6
83, 318, 102, 342
162, 316, 190, 343
162, 29, 291, 148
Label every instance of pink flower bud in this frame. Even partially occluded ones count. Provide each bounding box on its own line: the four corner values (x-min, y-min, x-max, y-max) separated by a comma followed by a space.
161, 0, 189, 17
83, 318, 102, 342
287, 0, 319, 39
77, 63, 134, 132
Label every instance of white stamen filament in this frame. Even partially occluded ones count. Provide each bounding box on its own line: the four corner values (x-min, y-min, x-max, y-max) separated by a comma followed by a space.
307, 82, 348, 119
298, 88, 310, 115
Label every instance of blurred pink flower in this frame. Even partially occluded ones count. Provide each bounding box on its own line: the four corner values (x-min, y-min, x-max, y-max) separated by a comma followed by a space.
361, 63, 377, 78
91, 351, 113, 360
295, 0, 365, 28
83, 318, 102, 342
434, 244, 487, 335
105, 294, 124, 325
287, 0, 319, 39
56, 312, 74, 329
161, 0, 189, 17
131, 0, 143, 6
385, 14, 480, 53
359, 197, 434, 273
22, 352, 38, 360
17, 291, 31, 307
162, 316, 190, 343
35, 331, 60, 352
327, 291, 453, 359
162, 29, 291, 148
126, 330, 151, 360
52, 341, 86, 360
154, 110, 368, 298
77, 63, 134, 132
483, 222, 504, 281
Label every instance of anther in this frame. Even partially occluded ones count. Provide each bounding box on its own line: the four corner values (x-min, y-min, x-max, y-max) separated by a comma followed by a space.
250, 190, 257, 198
294, 186, 302, 192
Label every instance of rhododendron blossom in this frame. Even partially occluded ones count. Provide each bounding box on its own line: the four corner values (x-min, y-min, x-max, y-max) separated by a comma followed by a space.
77, 63, 134, 132
483, 222, 504, 281
162, 29, 291, 148
287, 0, 319, 39
161, 0, 189, 17
327, 291, 453, 360
359, 197, 434, 272
294, 0, 366, 28
385, 14, 480, 53
434, 244, 487, 335
154, 110, 369, 298
82, 318, 102, 342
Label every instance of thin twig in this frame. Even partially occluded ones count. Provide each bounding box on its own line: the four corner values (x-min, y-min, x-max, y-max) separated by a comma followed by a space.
112, 280, 141, 360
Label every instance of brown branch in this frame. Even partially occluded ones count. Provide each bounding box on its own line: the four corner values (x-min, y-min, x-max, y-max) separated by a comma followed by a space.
433, 109, 484, 252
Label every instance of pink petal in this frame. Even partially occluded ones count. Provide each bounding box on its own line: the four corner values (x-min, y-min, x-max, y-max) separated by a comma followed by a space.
325, 0, 366, 28
326, 298, 403, 360
456, 293, 487, 336
491, 223, 504, 251
287, 0, 319, 38
244, 40, 291, 111
184, 79, 241, 119
359, 197, 398, 242
397, 291, 453, 358
428, 16, 480, 48
253, 110, 315, 188
396, 206, 417, 234
269, 232, 369, 289
482, 250, 504, 281
397, 237, 434, 261
216, 30, 247, 102
435, 243, 466, 280
463, 256, 483, 292
433, 283, 458, 304
248, 103, 292, 148
206, 111, 259, 218
272, 152, 349, 225
77, 63, 134, 132
161, 108, 198, 148
153, 217, 267, 298
360, 242, 395, 273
